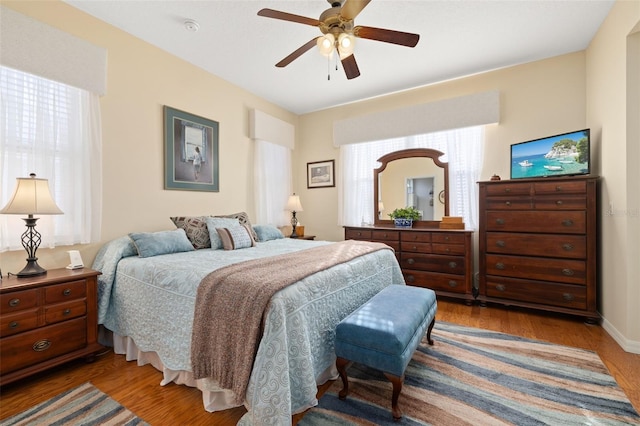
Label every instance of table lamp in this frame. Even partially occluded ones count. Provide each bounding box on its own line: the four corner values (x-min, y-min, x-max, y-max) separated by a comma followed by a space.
0, 173, 63, 277
285, 194, 304, 238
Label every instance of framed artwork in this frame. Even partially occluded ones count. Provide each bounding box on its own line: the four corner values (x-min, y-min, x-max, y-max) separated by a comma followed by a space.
164, 106, 219, 191
307, 159, 335, 188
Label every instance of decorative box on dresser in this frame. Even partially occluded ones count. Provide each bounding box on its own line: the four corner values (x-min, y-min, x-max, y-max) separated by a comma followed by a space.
0, 268, 103, 386
345, 227, 475, 304
478, 176, 599, 322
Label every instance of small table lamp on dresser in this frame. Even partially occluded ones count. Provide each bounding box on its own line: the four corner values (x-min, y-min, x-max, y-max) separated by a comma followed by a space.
0, 173, 63, 277
286, 193, 304, 238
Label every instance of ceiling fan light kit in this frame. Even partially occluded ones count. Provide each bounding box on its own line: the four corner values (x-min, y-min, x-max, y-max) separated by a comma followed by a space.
258, 0, 419, 80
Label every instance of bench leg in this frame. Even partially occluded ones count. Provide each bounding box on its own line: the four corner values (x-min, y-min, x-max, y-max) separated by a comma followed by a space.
426, 317, 436, 345
336, 357, 350, 400
383, 372, 404, 420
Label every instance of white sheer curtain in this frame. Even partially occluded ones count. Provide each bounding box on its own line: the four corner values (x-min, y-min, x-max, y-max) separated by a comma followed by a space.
254, 139, 291, 226
340, 126, 484, 230
0, 66, 102, 251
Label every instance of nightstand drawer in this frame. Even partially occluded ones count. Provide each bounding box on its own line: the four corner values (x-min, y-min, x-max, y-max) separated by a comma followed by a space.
1, 309, 39, 337
45, 300, 86, 325
1, 289, 38, 314
0, 317, 87, 376
45, 280, 86, 304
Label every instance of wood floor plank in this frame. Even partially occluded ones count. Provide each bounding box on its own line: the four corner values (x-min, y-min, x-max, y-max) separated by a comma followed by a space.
1, 300, 638, 425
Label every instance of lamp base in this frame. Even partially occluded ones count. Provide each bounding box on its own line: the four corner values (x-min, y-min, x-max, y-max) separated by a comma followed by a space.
17, 258, 47, 278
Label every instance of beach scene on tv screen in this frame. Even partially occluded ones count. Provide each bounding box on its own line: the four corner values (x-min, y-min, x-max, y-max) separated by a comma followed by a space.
511, 130, 589, 179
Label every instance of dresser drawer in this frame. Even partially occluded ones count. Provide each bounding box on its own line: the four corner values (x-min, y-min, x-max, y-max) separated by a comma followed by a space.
533, 195, 586, 210
534, 180, 586, 195
400, 232, 431, 243
400, 241, 431, 253
0, 309, 39, 337
485, 211, 586, 234
45, 280, 87, 304
484, 182, 531, 196
485, 197, 532, 210
345, 229, 372, 240
485, 233, 586, 259
45, 300, 86, 325
432, 243, 465, 255
432, 233, 466, 244
0, 317, 87, 376
485, 254, 586, 284
486, 276, 587, 310
371, 230, 399, 241
403, 270, 467, 294
1, 289, 38, 314
400, 253, 465, 275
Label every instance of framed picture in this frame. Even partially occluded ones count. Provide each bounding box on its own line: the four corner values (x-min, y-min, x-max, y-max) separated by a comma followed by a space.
164, 106, 219, 191
307, 159, 335, 188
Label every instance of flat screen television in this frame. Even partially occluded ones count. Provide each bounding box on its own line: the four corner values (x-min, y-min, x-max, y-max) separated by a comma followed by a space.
510, 129, 590, 179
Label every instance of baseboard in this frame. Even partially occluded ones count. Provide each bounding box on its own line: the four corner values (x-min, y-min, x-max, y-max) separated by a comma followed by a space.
602, 316, 640, 354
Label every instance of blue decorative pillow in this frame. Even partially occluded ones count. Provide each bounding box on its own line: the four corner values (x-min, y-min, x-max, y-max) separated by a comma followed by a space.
216, 224, 256, 250
253, 225, 284, 242
205, 217, 240, 249
129, 228, 194, 258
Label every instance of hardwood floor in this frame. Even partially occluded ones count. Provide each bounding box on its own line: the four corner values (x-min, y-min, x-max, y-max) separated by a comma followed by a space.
1, 300, 638, 425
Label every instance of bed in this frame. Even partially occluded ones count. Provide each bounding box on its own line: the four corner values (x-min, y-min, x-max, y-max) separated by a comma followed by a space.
93, 221, 404, 425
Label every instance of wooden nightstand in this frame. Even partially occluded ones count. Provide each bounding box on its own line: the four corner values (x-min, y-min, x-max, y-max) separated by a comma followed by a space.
0, 268, 103, 386
290, 235, 316, 240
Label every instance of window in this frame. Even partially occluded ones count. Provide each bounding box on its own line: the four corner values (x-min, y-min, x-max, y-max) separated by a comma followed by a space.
340, 126, 484, 230
0, 66, 102, 251
254, 139, 291, 227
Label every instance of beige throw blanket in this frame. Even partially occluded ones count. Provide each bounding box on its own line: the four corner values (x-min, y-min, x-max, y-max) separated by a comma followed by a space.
190, 240, 391, 405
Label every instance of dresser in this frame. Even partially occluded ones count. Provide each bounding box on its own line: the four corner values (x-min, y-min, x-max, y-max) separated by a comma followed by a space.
478, 176, 599, 322
1, 268, 103, 385
345, 226, 475, 303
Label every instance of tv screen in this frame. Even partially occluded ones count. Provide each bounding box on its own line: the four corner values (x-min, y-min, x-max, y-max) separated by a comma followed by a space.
510, 129, 590, 179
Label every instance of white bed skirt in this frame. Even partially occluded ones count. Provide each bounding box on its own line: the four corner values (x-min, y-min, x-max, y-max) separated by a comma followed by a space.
110, 331, 337, 415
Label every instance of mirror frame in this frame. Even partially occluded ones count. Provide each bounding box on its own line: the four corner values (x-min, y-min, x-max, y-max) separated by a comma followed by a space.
374, 148, 449, 228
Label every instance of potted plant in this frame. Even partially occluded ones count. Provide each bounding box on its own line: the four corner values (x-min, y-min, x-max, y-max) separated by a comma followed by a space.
388, 206, 421, 228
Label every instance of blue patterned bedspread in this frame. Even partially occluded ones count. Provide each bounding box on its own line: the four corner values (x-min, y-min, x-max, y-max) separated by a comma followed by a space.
93, 237, 405, 425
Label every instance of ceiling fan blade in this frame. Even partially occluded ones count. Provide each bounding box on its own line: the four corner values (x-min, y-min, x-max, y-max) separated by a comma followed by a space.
341, 54, 361, 80
276, 38, 319, 68
257, 8, 321, 27
354, 25, 420, 47
340, 0, 372, 21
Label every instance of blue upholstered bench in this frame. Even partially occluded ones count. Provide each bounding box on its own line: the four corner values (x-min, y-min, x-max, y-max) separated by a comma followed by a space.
335, 284, 437, 420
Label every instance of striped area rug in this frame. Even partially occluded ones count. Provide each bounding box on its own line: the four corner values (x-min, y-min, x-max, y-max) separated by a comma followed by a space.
1, 382, 147, 426
300, 322, 640, 425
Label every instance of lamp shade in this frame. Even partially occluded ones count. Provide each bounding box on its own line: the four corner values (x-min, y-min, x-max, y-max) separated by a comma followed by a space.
0, 173, 63, 215
285, 194, 303, 212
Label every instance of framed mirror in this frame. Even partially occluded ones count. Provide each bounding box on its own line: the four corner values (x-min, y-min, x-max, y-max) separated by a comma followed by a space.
374, 148, 449, 228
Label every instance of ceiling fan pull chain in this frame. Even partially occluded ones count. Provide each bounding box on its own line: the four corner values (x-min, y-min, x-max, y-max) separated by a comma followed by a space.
327, 54, 331, 80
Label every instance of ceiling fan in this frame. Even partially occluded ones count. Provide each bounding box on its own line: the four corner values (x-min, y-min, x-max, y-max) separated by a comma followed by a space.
257, 0, 420, 80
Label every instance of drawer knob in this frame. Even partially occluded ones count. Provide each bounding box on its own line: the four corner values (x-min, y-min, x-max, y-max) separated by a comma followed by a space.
496, 218, 505, 225
495, 262, 505, 270
9, 298, 20, 307
562, 219, 574, 227
357, 232, 362, 236
562, 268, 575, 276
406, 275, 415, 283
562, 243, 574, 251
407, 258, 415, 265
562, 293, 575, 301
448, 280, 458, 288
555, 185, 563, 191
9, 321, 19, 329
448, 261, 457, 268
496, 284, 506, 292
33, 339, 52, 352
383, 233, 388, 237
556, 200, 563, 206
505, 201, 511, 206
445, 248, 450, 253
63, 288, 72, 296
496, 240, 506, 247
63, 308, 72, 316
504, 188, 511, 193
412, 246, 417, 250
444, 236, 450, 241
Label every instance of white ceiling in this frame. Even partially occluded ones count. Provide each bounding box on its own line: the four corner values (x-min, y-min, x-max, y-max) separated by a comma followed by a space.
63, 0, 614, 115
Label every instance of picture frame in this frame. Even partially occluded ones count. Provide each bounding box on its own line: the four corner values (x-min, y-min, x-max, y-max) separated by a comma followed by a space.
164, 106, 219, 192
307, 159, 335, 188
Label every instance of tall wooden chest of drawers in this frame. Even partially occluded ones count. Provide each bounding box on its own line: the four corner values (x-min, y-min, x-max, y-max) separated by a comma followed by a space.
345, 226, 475, 303
478, 176, 599, 321
1, 268, 103, 385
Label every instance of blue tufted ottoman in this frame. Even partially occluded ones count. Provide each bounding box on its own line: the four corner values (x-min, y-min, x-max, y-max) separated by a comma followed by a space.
335, 284, 437, 420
